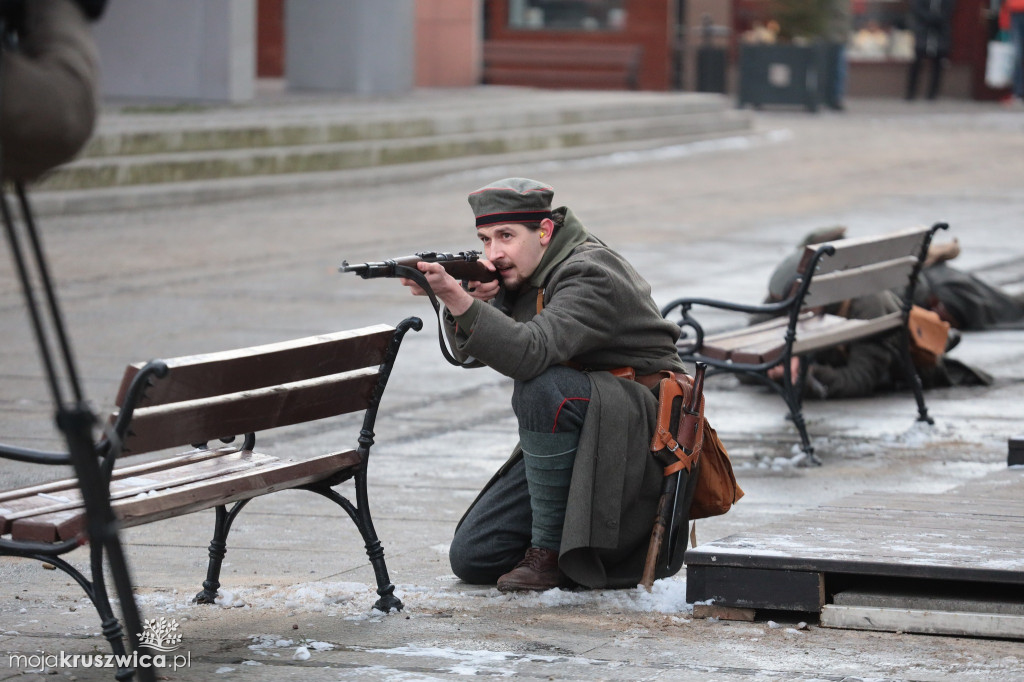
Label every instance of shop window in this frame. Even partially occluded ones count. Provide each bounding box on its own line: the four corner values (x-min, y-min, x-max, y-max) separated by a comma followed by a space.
849, 0, 913, 62
735, 0, 916, 61
508, 0, 627, 31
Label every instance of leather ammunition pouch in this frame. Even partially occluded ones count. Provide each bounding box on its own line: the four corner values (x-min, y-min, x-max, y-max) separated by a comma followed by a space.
908, 304, 950, 369
649, 371, 743, 520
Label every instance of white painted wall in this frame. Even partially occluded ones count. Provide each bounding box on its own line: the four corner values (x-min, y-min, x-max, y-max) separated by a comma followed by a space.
92, 0, 255, 102
285, 0, 415, 94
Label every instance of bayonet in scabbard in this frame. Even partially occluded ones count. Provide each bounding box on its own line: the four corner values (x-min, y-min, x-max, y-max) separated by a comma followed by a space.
677, 362, 706, 457
642, 362, 707, 589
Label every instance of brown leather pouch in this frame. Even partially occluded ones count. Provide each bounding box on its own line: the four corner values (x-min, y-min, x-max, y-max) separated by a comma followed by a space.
649, 372, 743, 520
908, 304, 950, 368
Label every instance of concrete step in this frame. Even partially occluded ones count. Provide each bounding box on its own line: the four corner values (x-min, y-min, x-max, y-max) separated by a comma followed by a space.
28, 88, 754, 214
31, 128, 776, 217
77, 91, 736, 158
40, 111, 751, 191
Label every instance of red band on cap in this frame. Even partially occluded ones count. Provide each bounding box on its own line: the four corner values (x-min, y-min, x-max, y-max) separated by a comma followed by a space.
475, 210, 552, 227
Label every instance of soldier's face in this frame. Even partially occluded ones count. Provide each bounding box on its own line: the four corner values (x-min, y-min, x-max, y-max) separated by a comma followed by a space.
477, 220, 553, 291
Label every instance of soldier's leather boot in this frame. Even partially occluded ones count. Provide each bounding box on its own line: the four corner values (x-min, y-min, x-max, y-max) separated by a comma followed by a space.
496, 547, 564, 592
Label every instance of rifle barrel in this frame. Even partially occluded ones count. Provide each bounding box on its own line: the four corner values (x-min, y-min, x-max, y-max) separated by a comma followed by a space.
339, 252, 498, 282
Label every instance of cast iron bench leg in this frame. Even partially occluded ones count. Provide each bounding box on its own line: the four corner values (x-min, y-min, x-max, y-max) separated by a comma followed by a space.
302, 474, 403, 613
899, 324, 934, 425
776, 351, 821, 466
194, 501, 250, 605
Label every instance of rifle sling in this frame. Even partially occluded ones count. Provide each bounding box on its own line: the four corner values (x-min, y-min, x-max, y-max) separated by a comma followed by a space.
394, 264, 478, 368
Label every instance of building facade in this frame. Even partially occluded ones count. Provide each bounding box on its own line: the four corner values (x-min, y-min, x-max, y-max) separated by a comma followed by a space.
90, 0, 1004, 102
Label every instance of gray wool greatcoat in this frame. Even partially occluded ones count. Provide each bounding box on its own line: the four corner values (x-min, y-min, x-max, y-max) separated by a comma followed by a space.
445, 207, 686, 588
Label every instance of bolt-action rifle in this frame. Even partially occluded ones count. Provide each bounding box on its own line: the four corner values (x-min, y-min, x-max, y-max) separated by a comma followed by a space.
340, 250, 500, 367
340, 250, 498, 283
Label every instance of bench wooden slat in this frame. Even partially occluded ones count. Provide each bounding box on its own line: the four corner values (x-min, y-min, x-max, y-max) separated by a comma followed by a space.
698, 314, 809, 361
802, 257, 917, 309
798, 227, 928, 277
115, 324, 394, 408
724, 314, 853, 364
729, 312, 902, 364
702, 312, 904, 366
11, 449, 363, 542
119, 368, 379, 456
0, 446, 237, 505
790, 312, 903, 356
0, 449, 275, 533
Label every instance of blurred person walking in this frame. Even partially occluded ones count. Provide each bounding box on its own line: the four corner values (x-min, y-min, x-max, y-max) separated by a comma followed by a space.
998, 0, 1024, 103
905, 0, 957, 100
824, 0, 853, 110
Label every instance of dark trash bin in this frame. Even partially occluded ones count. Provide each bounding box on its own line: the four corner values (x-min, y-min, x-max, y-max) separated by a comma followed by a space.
697, 45, 728, 93
737, 42, 829, 112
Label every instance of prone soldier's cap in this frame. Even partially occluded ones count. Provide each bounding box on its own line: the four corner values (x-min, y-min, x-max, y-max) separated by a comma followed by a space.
799, 225, 847, 248
468, 177, 554, 228
768, 226, 848, 300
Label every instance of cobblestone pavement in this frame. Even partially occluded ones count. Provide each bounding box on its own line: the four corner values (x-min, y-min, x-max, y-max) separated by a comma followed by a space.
1, 92, 1023, 681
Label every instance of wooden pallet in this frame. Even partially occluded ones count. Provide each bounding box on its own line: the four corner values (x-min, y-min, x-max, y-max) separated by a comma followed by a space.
685, 468, 1024, 634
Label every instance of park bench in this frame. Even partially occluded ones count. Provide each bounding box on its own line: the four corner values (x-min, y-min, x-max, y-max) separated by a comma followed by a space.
661, 223, 949, 464
483, 40, 643, 90
0, 318, 421, 678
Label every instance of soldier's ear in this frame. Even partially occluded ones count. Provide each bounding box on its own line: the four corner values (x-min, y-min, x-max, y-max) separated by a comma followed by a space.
538, 218, 554, 245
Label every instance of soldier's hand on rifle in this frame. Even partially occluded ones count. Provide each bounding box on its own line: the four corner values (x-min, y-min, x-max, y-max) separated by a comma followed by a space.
399, 262, 473, 316
463, 259, 501, 302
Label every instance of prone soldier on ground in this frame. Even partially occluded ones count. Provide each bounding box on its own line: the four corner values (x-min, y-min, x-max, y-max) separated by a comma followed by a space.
757, 226, 1010, 400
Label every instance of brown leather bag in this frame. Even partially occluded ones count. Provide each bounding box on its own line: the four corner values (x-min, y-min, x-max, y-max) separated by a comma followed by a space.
689, 420, 743, 519
649, 372, 743, 520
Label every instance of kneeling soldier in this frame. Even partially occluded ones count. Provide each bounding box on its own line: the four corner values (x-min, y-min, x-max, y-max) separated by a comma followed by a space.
399, 178, 687, 591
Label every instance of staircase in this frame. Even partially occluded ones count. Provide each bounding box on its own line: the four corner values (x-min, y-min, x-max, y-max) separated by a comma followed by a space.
31, 87, 754, 215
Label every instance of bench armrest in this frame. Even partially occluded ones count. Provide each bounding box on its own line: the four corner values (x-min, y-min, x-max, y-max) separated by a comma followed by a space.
0, 442, 72, 465
109, 360, 169, 442
662, 295, 799, 353
661, 296, 796, 318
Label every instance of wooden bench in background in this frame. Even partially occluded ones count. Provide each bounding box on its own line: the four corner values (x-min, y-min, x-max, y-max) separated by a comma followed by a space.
0, 317, 421, 668
661, 224, 949, 464
483, 40, 643, 90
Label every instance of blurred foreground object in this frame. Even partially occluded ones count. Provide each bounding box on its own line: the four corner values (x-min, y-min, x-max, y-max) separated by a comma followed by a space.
0, 0, 103, 182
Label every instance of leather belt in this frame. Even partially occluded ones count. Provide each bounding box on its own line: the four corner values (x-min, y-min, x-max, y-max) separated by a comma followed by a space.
634, 373, 664, 390
607, 366, 665, 390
